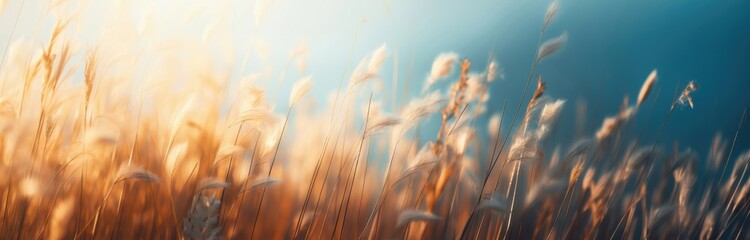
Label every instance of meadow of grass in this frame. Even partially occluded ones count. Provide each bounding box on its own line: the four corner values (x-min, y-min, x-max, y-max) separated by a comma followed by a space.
0, 0, 749, 239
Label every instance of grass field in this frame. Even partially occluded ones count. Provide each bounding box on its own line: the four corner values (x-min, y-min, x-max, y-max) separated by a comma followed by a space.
0, 0, 748, 239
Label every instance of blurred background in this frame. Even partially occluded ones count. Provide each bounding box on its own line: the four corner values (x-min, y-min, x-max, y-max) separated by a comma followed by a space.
1, 0, 748, 158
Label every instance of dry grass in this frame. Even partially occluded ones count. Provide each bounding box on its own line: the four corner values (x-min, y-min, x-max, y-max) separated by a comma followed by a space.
0, 1, 748, 240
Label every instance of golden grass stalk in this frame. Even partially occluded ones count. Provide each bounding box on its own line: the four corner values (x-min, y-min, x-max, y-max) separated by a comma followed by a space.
74, 165, 160, 239
48, 196, 74, 240
331, 93, 373, 239
459, 2, 563, 236
292, 28, 364, 239
250, 85, 300, 237
674, 80, 698, 110
4, 1, 748, 239
83, 48, 98, 117
637, 69, 657, 108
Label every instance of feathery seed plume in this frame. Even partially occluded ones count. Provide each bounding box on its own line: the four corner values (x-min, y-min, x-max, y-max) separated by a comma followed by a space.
637, 69, 657, 107
289, 76, 313, 107
196, 178, 230, 192
537, 32, 568, 62
116, 165, 161, 183
396, 210, 440, 228
544, 0, 559, 28
674, 80, 698, 109
424, 52, 459, 91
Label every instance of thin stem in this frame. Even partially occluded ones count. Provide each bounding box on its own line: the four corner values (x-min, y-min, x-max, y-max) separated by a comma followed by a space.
250, 106, 292, 239
218, 121, 244, 225
292, 24, 361, 239
333, 93, 373, 239
231, 133, 262, 236
0, 0, 25, 73
458, 24, 547, 240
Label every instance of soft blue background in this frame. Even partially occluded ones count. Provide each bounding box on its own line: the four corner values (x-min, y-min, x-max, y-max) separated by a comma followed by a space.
1, 0, 748, 160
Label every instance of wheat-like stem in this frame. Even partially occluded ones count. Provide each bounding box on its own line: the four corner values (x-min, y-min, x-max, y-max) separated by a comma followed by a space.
217, 120, 244, 226
715, 109, 747, 239
458, 14, 548, 239
229, 132, 262, 237
332, 93, 373, 239
609, 83, 684, 240
0, 0, 25, 74
292, 25, 361, 240
250, 106, 292, 239
550, 155, 586, 239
